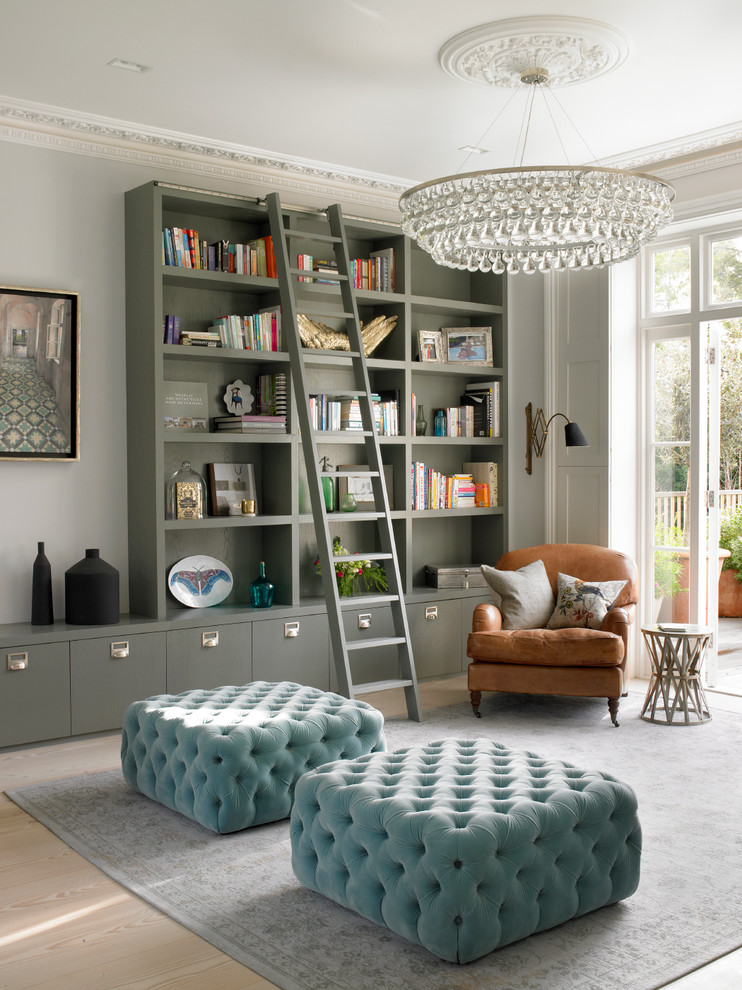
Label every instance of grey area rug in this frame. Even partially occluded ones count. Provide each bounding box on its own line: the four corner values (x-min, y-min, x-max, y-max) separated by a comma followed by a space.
7, 691, 742, 990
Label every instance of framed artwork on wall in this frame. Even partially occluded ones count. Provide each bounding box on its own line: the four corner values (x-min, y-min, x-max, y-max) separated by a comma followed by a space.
0, 285, 80, 460
442, 326, 493, 367
338, 464, 395, 510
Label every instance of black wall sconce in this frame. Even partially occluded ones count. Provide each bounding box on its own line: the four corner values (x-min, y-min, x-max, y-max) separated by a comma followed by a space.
525, 402, 588, 474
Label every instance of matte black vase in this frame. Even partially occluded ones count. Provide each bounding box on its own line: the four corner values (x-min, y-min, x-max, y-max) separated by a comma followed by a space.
65, 548, 120, 625
31, 541, 54, 625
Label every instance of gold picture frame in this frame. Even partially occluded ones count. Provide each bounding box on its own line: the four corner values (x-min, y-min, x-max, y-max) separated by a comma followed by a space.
0, 285, 80, 460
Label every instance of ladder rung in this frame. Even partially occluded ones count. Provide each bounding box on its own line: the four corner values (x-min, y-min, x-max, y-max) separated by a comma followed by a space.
329, 469, 378, 477
353, 678, 415, 695
346, 637, 407, 652
299, 310, 354, 320
290, 268, 348, 282
285, 230, 342, 245
311, 430, 373, 439
337, 594, 400, 607
333, 552, 393, 562
310, 389, 368, 398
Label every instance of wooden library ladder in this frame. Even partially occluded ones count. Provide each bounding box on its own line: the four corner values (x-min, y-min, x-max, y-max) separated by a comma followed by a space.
266, 193, 421, 721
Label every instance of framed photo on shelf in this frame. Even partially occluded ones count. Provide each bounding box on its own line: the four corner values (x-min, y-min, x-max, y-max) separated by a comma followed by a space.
417, 329, 443, 364
442, 327, 493, 367
0, 285, 80, 461
338, 464, 394, 510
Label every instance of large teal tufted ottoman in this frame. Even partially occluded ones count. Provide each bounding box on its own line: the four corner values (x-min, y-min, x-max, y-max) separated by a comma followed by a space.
290, 738, 641, 964
120, 681, 385, 834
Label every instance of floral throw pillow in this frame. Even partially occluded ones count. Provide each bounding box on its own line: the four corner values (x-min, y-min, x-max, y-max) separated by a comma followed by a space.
546, 572, 627, 630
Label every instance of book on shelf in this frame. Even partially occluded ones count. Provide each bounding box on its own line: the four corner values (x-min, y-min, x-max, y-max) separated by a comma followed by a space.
313, 259, 339, 284
297, 253, 314, 283
180, 331, 222, 348
463, 461, 498, 508
163, 381, 208, 431
163, 314, 182, 345
463, 380, 501, 437
208, 463, 257, 516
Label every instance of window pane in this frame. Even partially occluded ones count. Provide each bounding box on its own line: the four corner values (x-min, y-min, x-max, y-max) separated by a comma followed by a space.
711, 236, 742, 305
653, 338, 690, 442
651, 246, 690, 312
653, 447, 690, 531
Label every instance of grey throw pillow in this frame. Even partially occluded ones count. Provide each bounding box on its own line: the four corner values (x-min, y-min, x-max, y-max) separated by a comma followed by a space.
480, 559, 555, 630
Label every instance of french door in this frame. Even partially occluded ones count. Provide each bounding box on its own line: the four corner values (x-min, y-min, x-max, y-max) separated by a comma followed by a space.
643, 226, 742, 688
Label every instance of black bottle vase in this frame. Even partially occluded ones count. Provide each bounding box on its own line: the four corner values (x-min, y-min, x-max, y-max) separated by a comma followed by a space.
65, 548, 120, 625
31, 541, 54, 625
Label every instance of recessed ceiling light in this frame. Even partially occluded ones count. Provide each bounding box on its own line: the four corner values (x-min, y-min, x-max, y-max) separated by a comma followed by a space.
458, 145, 488, 154
107, 57, 152, 74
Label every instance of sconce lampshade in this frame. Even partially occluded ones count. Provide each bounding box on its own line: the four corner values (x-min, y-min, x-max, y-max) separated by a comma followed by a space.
564, 421, 589, 447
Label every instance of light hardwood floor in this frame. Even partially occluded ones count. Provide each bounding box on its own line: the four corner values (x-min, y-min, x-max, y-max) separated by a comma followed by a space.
2, 674, 741, 990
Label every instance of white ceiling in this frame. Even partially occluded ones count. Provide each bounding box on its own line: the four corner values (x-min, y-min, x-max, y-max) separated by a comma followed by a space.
3, 0, 742, 186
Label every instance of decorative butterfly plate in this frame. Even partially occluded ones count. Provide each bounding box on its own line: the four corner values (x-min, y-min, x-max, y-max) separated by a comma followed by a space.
168, 555, 233, 608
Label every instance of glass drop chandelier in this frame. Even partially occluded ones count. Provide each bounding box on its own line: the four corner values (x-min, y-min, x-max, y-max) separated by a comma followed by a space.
399, 18, 675, 275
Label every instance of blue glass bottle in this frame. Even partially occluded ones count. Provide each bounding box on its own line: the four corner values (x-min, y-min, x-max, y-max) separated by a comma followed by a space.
434, 408, 447, 437
249, 561, 275, 608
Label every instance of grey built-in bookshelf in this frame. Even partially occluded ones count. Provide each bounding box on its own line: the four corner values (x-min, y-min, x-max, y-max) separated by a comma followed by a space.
0, 181, 506, 748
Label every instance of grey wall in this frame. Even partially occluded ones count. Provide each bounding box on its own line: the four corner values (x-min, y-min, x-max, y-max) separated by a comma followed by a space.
0, 139, 546, 624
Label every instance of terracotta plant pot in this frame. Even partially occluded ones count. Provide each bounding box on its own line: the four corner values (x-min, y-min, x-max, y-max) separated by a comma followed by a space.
718, 567, 742, 617
671, 549, 730, 623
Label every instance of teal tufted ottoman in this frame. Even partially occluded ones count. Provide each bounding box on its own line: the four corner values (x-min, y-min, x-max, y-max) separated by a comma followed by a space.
290, 738, 641, 964
120, 681, 385, 834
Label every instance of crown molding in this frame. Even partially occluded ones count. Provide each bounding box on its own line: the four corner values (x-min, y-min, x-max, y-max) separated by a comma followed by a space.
605, 120, 742, 177
0, 95, 410, 221
3, 94, 742, 214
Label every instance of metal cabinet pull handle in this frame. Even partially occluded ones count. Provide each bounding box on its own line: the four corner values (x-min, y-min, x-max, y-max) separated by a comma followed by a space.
358, 613, 372, 630
284, 622, 300, 638
7, 651, 28, 671
425, 606, 439, 621
110, 641, 129, 659
202, 631, 219, 648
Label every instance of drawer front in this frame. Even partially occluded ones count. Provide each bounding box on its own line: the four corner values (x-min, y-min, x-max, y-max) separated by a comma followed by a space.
332, 604, 399, 693
408, 599, 462, 679
166, 623, 251, 695
252, 614, 330, 691
71, 632, 167, 735
1, 642, 70, 746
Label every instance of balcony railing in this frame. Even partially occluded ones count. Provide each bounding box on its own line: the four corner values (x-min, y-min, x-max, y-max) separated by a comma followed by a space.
656, 490, 742, 536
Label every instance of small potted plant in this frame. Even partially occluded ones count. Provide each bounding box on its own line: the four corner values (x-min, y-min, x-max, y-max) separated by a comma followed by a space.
719, 507, 742, 617
315, 537, 388, 598
653, 523, 685, 622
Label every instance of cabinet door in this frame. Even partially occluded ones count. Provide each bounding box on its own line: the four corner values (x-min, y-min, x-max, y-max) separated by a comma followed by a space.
166, 623, 251, 694
70, 633, 166, 735
407, 599, 462, 679
1, 643, 70, 746
252, 614, 330, 691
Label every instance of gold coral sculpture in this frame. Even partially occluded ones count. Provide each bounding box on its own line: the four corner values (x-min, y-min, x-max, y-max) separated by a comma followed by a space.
297, 314, 397, 356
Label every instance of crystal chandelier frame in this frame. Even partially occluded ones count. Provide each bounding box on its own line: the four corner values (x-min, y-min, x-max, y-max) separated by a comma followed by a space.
399, 17, 675, 275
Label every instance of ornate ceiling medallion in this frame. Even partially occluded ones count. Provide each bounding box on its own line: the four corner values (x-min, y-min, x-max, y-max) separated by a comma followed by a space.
438, 15, 630, 88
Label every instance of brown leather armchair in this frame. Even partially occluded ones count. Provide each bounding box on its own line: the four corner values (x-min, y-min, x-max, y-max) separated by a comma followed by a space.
466, 544, 638, 726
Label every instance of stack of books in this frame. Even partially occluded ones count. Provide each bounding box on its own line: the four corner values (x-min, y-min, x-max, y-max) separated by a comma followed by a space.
213, 414, 286, 434
209, 308, 281, 351
180, 330, 221, 347
255, 372, 288, 417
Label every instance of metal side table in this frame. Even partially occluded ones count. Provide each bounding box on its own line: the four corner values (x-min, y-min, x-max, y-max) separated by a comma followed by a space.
640, 624, 712, 725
